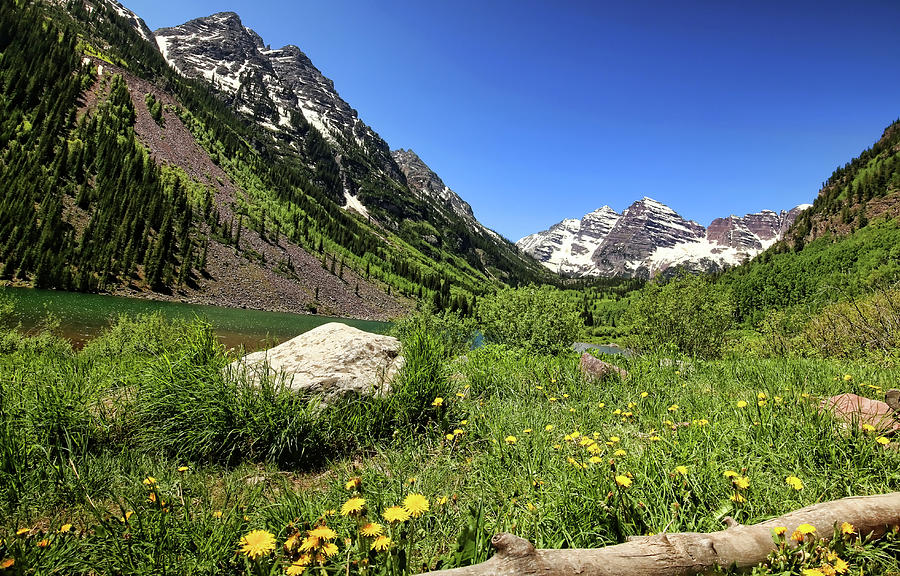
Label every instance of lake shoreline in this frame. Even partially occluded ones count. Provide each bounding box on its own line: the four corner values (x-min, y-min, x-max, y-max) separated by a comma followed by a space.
1, 280, 399, 323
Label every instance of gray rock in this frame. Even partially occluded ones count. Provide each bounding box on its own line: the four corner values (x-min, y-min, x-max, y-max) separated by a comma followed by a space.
579, 353, 628, 381
228, 322, 403, 400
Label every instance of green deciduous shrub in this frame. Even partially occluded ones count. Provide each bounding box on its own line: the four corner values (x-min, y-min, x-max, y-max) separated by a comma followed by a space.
625, 274, 734, 359
802, 286, 900, 359
476, 285, 581, 354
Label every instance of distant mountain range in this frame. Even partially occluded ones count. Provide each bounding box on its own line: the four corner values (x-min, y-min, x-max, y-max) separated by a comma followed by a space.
516, 198, 810, 278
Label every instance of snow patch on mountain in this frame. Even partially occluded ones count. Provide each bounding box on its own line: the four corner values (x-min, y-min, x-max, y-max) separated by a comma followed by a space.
517, 199, 809, 278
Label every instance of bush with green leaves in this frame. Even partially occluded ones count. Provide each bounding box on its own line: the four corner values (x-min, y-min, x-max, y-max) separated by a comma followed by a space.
625, 274, 735, 359
476, 285, 581, 354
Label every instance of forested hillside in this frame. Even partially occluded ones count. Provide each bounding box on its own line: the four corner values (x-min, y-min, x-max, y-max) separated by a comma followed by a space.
0, 0, 551, 318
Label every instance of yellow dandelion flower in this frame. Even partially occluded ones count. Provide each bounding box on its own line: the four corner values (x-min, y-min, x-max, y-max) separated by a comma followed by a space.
286, 556, 310, 576
0, 559, 13, 570
238, 529, 276, 559
505, 435, 517, 444
321, 542, 339, 557
453, 428, 464, 436
36, 539, 49, 548
544, 424, 554, 431
177, 466, 189, 472
609, 436, 620, 443
785, 476, 804, 491
736, 400, 748, 408
597, 402, 606, 408
579, 437, 594, 446
861, 424, 876, 432
344, 477, 361, 491
456, 392, 465, 398
842, 374, 852, 381
371, 535, 392, 551
308, 526, 337, 540
833, 558, 849, 574
730, 493, 746, 503
613, 449, 626, 457
840, 522, 854, 535
284, 533, 301, 552
403, 493, 429, 518
436, 496, 448, 505
548, 397, 557, 402
383, 505, 410, 523
674, 465, 688, 476
60, 524, 72, 533
587, 443, 603, 454
757, 392, 767, 400
723, 470, 739, 478
802, 569, 825, 576
340, 497, 366, 516
299, 536, 319, 552
431, 397, 443, 407
360, 523, 383, 537
16, 528, 29, 536
797, 523, 816, 535
667, 404, 679, 412
615, 475, 632, 487
563, 393, 570, 398
876, 436, 890, 446
143, 476, 157, 486
445, 433, 455, 441
758, 399, 767, 407
212, 510, 223, 518
640, 392, 648, 398
649, 435, 661, 441
733, 476, 750, 490
523, 428, 532, 434
772, 526, 787, 536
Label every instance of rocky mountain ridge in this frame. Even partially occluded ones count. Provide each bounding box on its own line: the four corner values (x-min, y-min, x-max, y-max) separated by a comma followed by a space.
517, 198, 810, 278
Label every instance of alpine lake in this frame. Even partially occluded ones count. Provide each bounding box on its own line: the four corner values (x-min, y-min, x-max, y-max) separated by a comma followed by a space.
0, 286, 391, 351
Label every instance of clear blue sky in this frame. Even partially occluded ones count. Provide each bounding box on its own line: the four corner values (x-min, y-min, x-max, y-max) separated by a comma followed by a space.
121, 0, 900, 241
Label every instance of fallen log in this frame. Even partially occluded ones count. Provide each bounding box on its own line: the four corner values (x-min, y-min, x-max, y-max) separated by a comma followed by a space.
424, 492, 900, 576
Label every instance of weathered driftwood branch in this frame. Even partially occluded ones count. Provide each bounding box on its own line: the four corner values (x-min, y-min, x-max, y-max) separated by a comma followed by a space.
425, 492, 900, 576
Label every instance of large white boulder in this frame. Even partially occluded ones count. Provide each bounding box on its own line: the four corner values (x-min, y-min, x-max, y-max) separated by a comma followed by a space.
228, 322, 403, 399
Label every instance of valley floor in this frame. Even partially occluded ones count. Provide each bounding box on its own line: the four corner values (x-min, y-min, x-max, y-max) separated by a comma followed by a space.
1, 318, 898, 575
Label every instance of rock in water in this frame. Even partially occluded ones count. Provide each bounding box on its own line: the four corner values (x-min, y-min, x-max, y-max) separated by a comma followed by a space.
580, 353, 628, 381
228, 323, 403, 399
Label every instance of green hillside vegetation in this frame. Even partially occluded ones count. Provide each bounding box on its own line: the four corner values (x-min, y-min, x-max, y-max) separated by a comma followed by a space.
0, 0, 551, 313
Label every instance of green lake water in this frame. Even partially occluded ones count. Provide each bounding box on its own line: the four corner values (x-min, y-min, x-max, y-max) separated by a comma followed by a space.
0, 287, 391, 351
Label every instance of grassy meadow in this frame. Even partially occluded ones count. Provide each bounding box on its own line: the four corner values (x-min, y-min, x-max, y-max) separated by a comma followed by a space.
1, 309, 898, 575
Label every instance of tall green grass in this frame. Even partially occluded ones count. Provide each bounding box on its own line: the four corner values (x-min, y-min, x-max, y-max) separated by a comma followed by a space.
1, 315, 898, 575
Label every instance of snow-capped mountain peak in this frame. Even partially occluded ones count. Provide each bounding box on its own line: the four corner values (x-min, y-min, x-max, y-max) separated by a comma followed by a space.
516, 199, 809, 278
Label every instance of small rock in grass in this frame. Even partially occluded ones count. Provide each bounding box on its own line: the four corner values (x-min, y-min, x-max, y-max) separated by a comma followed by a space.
580, 353, 628, 381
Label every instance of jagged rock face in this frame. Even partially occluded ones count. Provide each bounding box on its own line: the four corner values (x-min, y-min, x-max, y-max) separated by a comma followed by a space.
392, 149, 475, 222
154, 12, 403, 191
593, 198, 706, 277
517, 198, 811, 278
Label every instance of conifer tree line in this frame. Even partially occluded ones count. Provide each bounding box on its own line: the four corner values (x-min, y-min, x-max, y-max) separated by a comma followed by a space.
1, 0, 552, 308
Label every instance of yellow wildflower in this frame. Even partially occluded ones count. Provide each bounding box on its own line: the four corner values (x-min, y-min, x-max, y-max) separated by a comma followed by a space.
840, 522, 854, 535
523, 428, 532, 434
772, 526, 787, 536
308, 526, 337, 540
15, 528, 29, 536
544, 424, 554, 431
736, 401, 748, 408
615, 475, 632, 488
60, 524, 72, 533
785, 476, 804, 491
843, 374, 852, 381
876, 436, 890, 446
802, 569, 825, 576
143, 476, 157, 486
402, 493, 429, 518
505, 435, 517, 444
321, 542, 339, 557
286, 555, 311, 575
733, 476, 750, 490
613, 449, 626, 457
597, 402, 605, 408
340, 497, 366, 516
667, 404, 679, 412
36, 539, 49, 548
833, 558, 849, 574
177, 466, 189, 472
431, 397, 443, 407
730, 493, 746, 503
0, 559, 13, 570
299, 536, 320, 552
723, 470, 739, 478
344, 477, 361, 491
861, 424, 876, 432
371, 535, 392, 551
589, 456, 603, 464
674, 465, 688, 476
640, 392, 648, 398
238, 529, 276, 559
